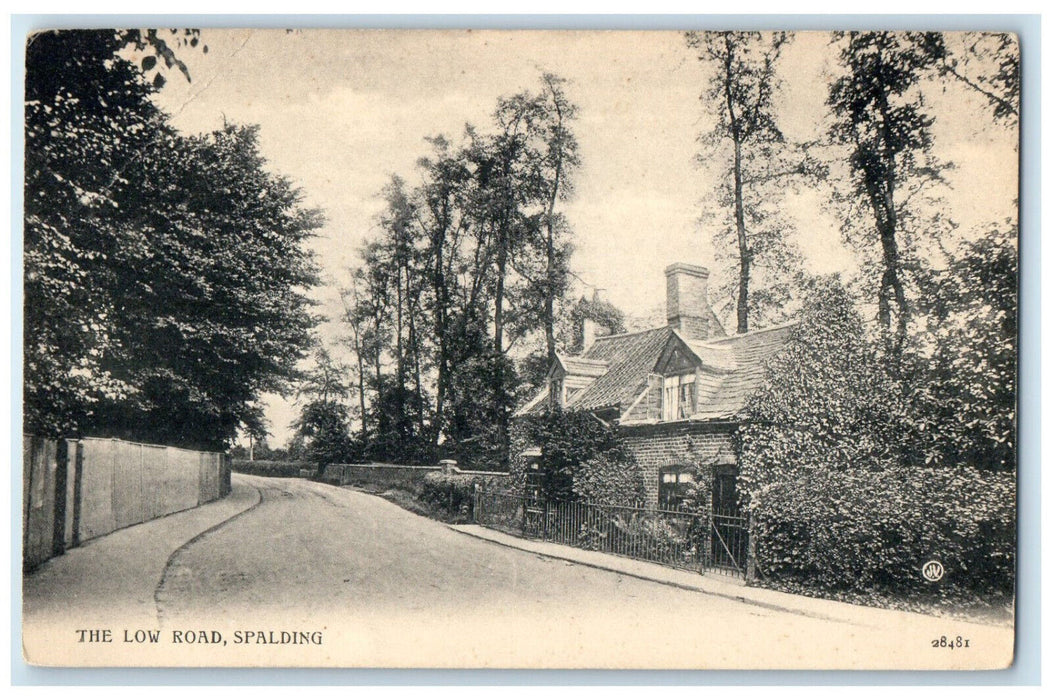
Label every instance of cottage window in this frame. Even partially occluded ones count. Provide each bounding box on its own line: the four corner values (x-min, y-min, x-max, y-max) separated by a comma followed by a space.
661, 374, 695, 421
659, 468, 694, 509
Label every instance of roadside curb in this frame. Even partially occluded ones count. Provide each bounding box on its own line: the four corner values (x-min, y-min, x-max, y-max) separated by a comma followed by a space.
153, 480, 265, 627
445, 523, 845, 623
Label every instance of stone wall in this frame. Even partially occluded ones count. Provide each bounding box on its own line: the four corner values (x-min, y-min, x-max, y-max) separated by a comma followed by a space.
323, 462, 513, 493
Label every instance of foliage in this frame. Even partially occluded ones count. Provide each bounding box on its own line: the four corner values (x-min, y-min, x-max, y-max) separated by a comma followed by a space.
739, 276, 1016, 599
230, 459, 315, 478
290, 400, 356, 470
514, 407, 641, 503
573, 452, 647, 506
686, 31, 823, 333
910, 224, 1017, 471
737, 277, 912, 503
749, 465, 1015, 598
828, 31, 949, 356
24, 30, 321, 449
337, 74, 581, 468
940, 33, 1020, 125
420, 471, 477, 521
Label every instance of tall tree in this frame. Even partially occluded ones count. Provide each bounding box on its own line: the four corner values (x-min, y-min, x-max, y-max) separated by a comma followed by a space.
686, 31, 816, 334
828, 31, 947, 358
536, 73, 579, 364
24, 30, 321, 448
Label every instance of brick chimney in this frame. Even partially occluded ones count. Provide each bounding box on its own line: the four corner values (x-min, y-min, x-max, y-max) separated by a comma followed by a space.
665, 263, 714, 340
582, 318, 597, 350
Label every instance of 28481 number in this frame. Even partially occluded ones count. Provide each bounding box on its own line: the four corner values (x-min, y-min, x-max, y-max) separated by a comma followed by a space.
931, 635, 970, 649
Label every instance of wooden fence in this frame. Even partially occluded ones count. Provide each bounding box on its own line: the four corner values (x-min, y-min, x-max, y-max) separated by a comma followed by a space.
23, 435, 231, 571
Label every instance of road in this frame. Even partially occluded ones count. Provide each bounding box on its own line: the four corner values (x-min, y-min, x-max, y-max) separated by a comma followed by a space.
23, 474, 1013, 669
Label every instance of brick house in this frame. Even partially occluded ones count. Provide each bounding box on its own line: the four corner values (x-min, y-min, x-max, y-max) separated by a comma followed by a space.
516, 262, 794, 512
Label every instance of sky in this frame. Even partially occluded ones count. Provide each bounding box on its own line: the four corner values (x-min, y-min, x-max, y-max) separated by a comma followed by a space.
151, 29, 1018, 444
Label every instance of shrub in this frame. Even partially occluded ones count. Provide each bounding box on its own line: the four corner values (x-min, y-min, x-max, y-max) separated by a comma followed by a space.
420, 471, 477, 521
231, 459, 316, 478
750, 465, 1015, 599
573, 452, 646, 505
512, 407, 640, 503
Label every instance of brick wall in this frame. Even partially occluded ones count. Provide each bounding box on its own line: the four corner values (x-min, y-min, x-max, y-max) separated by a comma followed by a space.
620, 421, 737, 506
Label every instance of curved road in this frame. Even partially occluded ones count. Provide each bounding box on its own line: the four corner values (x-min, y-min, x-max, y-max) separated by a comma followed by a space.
24, 474, 1013, 669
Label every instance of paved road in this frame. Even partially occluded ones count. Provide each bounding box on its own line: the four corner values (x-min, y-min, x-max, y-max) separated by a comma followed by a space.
23, 474, 1013, 669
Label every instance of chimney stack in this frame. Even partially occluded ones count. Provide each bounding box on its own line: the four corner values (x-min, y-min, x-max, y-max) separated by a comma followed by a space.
665, 263, 714, 340
582, 318, 597, 351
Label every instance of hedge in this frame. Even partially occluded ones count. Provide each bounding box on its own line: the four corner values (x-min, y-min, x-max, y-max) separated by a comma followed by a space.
230, 459, 316, 478
750, 465, 1015, 599
420, 471, 478, 522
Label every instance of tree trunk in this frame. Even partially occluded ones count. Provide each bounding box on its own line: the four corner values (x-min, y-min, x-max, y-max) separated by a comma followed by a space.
732, 137, 750, 334
722, 36, 750, 335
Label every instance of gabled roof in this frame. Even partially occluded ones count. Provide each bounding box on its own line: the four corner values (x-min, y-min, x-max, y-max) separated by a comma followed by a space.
553, 354, 609, 378
517, 321, 796, 421
565, 326, 673, 413
683, 322, 797, 420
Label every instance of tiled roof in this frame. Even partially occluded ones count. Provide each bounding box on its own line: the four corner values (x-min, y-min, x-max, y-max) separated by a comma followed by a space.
684, 323, 797, 420
556, 354, 610, 378
517, 321, 796, 421
565, 327, 672, 413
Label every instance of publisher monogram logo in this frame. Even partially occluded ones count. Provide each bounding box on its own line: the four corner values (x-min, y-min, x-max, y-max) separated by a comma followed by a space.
922, 560, 945, 582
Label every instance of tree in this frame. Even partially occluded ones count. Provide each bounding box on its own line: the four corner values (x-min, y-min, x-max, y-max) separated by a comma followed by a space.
828, 31, 948, 358
535, 74, 580, 365
24, 30, 321, 449
940, 33, 1020, 126
291, 347, 356, 473
686, 31, 819, 333
737, 277, 912, 504
291, 400, 355, 472
910, 224, 1017, 471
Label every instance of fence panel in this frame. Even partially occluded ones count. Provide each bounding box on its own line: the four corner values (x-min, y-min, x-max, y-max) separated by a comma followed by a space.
62, 439, 79, 548
199, 452, 222, 504
473, 489, 714, 573
23, 436, 58, 569
78, 439, 118, 541
165, 447, 204, 514
111, 441, 145, 530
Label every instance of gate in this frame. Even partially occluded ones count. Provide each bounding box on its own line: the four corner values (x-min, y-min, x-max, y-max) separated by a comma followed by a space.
473, 486, 749, 578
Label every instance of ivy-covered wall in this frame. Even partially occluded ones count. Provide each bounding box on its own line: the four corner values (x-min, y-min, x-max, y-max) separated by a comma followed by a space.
620, 421, 737, 507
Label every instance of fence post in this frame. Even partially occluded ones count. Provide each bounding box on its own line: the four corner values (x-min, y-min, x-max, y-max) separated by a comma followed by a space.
745, 510, 757, 584
51, 439, 69, 558
72, 441, 84, 547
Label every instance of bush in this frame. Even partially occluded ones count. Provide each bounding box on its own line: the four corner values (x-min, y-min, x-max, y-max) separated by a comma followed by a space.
512, 407, 640, 503
573, 452, 646, 506
751, 465, 1015, 599
231, 459, 316, 478
420, 471, 477, 522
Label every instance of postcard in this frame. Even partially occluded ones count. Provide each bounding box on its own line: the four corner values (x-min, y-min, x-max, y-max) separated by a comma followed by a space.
21, 27, 1019, 669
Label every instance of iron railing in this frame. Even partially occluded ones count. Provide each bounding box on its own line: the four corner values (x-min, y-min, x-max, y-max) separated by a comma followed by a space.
473, 488, 748, 577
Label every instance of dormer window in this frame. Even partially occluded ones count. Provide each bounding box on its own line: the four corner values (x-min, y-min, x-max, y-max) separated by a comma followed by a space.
662, 373, 696, 421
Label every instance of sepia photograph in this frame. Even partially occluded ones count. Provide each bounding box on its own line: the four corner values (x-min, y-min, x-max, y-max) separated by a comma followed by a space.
19, 25, 1020, 670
